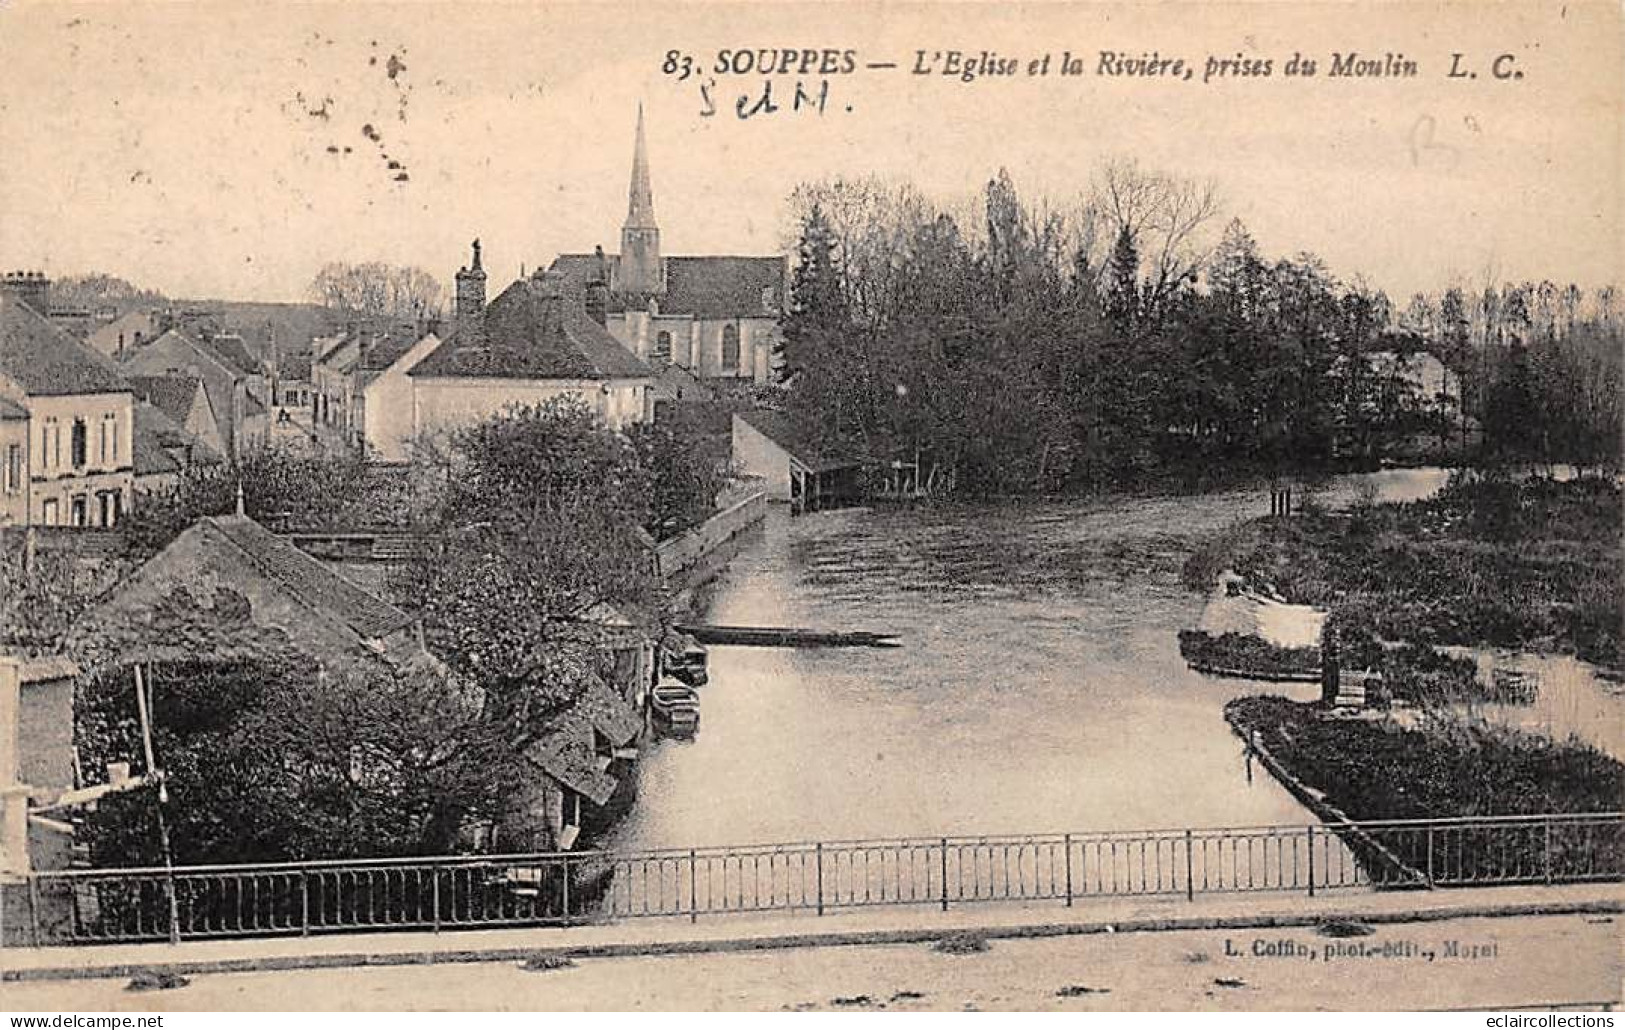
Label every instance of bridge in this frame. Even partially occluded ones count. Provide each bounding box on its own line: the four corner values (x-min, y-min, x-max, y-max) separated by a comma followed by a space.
5, 812, 1619, 947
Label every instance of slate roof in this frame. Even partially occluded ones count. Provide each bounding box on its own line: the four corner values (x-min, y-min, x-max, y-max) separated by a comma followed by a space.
550, 254, 786, 319
0, 294, 130, 397
409, 278, 650, 381
736, 409, 864, 472
205, 514, 416, 641
127, 374, 204, 427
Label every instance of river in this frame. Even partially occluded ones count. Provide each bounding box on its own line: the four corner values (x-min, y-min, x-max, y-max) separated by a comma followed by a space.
612, 469, 1454, 851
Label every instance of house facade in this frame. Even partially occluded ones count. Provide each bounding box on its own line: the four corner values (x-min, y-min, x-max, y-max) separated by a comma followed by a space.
0, 293, 135, 529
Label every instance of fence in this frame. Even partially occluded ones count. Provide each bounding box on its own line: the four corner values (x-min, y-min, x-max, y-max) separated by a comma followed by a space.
12, 813, 1621, 946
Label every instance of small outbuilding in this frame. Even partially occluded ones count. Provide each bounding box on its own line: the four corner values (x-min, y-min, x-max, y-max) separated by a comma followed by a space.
730, 410, 863, 514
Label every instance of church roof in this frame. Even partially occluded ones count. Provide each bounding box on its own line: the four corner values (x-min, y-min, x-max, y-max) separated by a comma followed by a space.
0, 294, 130, 397
549, 253, 786, 320
409, 276, 650, 381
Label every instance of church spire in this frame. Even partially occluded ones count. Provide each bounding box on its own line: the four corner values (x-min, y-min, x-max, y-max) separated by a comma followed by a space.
625, 102, 657, 230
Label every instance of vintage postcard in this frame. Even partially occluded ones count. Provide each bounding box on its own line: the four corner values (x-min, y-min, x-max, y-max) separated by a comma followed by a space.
0, 0, 1620, 1015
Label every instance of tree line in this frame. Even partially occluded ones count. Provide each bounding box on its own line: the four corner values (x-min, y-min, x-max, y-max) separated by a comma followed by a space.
777, 166, 1623, 495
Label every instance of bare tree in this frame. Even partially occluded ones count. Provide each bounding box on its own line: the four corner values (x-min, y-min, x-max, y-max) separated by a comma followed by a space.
1090, 157, 1220, 314
309, 262, 443, 319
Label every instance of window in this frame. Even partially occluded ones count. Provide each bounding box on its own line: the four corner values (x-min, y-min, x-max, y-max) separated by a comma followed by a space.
722, 323, 740, 373
4, 444, 20, 492
654, 331, 672, 366
70, 419, 88, 468
70, 494, 88, 527
41, 498, 59, 526
98, 490, 121, 527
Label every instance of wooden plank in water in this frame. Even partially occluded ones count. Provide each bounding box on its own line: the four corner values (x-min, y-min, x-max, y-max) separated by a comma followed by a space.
676, 623, 902, 649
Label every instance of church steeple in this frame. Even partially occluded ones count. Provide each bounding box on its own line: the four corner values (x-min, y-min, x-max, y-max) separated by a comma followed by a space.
619, 103, 663, 296
625, 102, 657, 230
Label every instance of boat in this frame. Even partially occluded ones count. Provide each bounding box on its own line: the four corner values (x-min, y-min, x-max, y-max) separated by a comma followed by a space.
652, 680, 700, 735
663, 640, 709, 686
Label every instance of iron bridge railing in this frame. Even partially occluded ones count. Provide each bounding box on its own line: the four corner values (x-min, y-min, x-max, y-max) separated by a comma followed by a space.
9, 812, 1621, 946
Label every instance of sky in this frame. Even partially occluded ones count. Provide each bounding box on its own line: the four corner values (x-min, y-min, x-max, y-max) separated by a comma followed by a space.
0, 1, 1620, 304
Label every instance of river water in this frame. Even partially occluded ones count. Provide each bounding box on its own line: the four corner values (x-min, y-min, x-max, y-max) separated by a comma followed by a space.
613, 469, 1454, 851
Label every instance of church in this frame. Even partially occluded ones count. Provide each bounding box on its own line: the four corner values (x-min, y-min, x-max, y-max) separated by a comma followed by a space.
549, 106, 786, 386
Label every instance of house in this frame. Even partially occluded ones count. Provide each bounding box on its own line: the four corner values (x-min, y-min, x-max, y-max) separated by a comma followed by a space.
512, 674, 643, 851
548, 107, 786, 385
0, 292, 136, 528
311, 322, 442, 461
731, 410, 864, 513
127, 374, 226, 458
397, 257, 653, 455
65, 513, 430, 677
119, 327, 269, 460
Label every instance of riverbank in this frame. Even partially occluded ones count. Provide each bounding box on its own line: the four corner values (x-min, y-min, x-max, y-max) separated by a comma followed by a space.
1184, 472, 1622, 675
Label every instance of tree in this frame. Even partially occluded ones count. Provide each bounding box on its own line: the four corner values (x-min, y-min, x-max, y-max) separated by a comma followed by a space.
627, 418, 728, 540
308, 262, 444, 319
397, 398, 662, 751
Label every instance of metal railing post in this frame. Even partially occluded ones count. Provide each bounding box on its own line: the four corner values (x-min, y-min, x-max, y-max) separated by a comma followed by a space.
1185, 829, 1195, 902
815, 843, 824, 916
300, 869, 310, 936
939, 838, 949, 912
1064, 834, 1073, 907
689, 849, 699, 923
561, 857, 571, 919
1543, 817, 1553, 885
431, 869, 441, 933
1306, 825, 1315, 897
1425, 825, 1436, 888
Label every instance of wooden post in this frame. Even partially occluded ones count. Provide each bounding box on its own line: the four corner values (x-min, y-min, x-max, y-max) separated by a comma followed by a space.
301, 869, 311, 936
561, 857, 571, 919
689, 849, 699, 923
1425, 825, 1436, 889
939, 838, 950, 912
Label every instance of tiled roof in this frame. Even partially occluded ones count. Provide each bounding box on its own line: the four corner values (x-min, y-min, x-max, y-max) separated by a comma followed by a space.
127, 374, 203, 427
550, 254, 787, 319
0, 294, 130, 397
410, 278, 650, 381
205, 514, 416, 641
0, 396, 27, 420
279, 353, 313, 381
359, 327, 430, 372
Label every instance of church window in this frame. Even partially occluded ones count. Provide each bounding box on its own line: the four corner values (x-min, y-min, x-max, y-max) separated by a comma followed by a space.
722, 323, 740, 373
654, 331, 672, 365
70, 419, 88, 468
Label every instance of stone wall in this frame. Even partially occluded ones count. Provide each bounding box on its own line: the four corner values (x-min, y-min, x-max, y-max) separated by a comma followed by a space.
655, 484, 766, 593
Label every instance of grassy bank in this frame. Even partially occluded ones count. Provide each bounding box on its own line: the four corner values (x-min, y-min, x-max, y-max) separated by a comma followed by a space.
1227, 696, 1624, 820
1183, 473, 1622, 672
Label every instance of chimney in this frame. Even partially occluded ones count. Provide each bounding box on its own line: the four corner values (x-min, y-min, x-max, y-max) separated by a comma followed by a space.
0, 271, 50, 315
586, 246, 610, 326
454, 238, 487, 345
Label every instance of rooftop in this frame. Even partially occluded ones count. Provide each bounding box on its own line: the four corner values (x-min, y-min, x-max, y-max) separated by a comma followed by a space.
410, 276, 650, 381
736, 409, 865, 472
0, 294, 130, 397
550, 254, 786, 319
